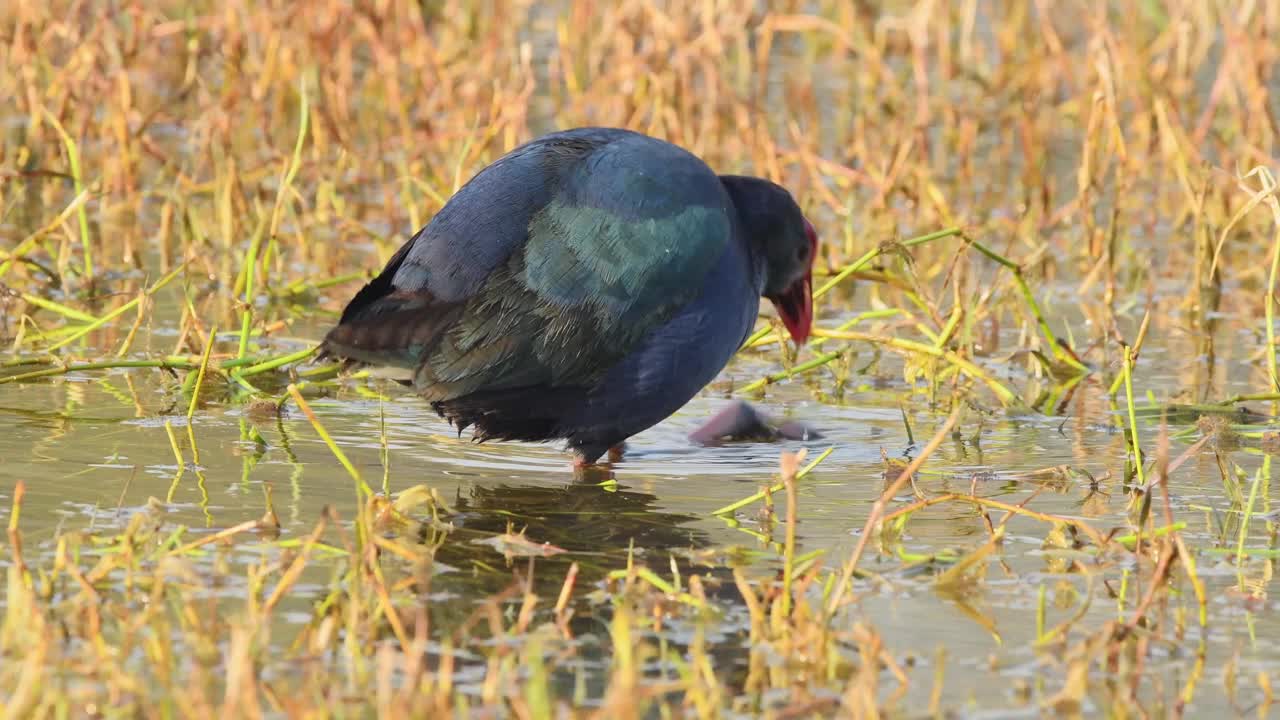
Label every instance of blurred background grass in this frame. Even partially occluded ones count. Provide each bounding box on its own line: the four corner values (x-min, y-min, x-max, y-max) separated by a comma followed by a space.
4, 1, 1276, 332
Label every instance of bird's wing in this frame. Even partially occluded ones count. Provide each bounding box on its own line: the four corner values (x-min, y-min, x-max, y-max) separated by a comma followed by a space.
321, 130, 735, 402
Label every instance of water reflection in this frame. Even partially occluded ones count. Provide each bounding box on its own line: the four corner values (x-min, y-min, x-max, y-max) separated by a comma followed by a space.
429, 479, 710, 598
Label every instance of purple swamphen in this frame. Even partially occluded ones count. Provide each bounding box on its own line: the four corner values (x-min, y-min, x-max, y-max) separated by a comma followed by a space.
320, 127, 817, 465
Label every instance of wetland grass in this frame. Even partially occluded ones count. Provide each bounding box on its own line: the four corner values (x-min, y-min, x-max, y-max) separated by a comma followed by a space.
2, 0, 1280, 716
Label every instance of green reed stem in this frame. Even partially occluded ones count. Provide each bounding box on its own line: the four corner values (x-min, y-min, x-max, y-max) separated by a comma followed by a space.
748, 308, 904, 349
740, 325, 776, 350
236, 79, 309, 360
41, 108, 93, 280
0, 191, 90, 279
163, 420, 185, 469
1107, 308, 1153, 397
281, 271, 368, 295
1113, 522, 1186, 549
187, 325, 217, 421
0, 359, 199, 385
236, 214, 268, 360
737, 351, 843, 394
1121, 344, 1145, 486
19, 293, 97, 323
816, 329, 1020, 407
1236, 463, 1264, 589
933, 305, 963, 350
233, 345, 318, 380
46, 264, 186, 352
813, 226, 962, 300
710, 447, 835, 516
965, 238, 1090, 375
286, 384, 373, 498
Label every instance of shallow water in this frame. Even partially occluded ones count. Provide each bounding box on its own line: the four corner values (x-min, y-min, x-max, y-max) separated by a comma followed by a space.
2, 285, 1278, 714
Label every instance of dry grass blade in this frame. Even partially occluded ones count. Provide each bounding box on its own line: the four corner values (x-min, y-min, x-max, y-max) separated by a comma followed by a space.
826, 401, 963, 615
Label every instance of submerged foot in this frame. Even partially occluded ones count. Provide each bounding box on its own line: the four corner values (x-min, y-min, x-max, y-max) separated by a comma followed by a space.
572, 443, 627, 469
571, 457, 617, 484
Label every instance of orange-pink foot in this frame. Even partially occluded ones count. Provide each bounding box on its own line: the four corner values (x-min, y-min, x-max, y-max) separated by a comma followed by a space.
572, 444, 626, 469
571, 444, 626, 476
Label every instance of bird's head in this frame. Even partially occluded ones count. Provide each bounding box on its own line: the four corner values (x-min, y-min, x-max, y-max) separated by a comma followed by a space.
762, 215, 817, 345
722, 176, 817, 345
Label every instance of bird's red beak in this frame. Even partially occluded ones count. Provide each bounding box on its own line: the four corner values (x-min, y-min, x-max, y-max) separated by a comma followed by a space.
767, 219, 817, 346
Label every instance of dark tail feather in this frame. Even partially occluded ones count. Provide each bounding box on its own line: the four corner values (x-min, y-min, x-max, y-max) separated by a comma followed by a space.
319, 232, 465, 368
319, 294, 463, 369
338, 233, 418, 324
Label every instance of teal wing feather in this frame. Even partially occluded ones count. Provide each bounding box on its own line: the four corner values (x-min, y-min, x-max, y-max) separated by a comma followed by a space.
413, 135, 734, 400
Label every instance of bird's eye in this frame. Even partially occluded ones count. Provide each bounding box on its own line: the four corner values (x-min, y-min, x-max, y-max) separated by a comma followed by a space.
795, 245, 808, 261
